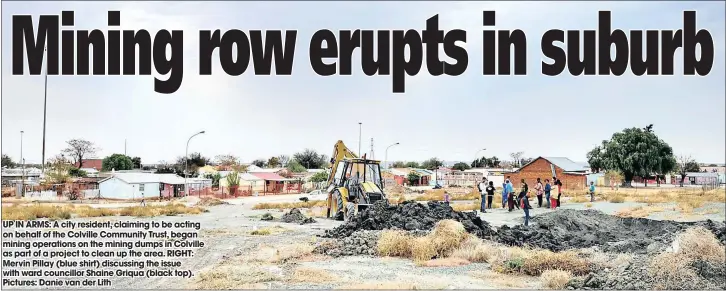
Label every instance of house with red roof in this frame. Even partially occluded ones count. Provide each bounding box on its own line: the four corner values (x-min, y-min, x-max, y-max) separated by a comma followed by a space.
249, 172, 300, 194
74, 159, 103, 171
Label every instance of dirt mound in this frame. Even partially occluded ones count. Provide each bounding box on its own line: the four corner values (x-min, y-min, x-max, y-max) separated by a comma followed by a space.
323, 201, 495, 239
281, 208, 316, 224
496, 209, 726, 254
195, 197, 229, 206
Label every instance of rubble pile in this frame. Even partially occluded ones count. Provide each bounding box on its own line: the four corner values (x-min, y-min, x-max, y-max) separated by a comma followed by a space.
496, 209, 726, 254
314, 230, 381, 257
281, 208, 316, 224
260, 213, 274, 221
323, 201, 496, 239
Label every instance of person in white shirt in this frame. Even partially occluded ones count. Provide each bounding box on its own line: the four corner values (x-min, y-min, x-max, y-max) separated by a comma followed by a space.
478, 178, 488, 212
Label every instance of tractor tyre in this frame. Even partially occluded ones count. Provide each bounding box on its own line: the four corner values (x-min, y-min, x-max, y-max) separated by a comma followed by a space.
333, 190, 344, 221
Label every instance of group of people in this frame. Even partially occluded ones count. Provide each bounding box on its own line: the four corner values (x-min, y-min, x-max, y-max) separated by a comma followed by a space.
477, 176, 566, 226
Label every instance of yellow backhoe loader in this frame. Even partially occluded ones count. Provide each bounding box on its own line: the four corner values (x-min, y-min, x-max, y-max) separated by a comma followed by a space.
325, 140, 387, 221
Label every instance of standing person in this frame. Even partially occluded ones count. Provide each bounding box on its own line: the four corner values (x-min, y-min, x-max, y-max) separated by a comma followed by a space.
589, 181, 596, 202
534, 178, 544, 207
544, 179, 552, 208
444, 191, 451, 206
502, 180, 509, 209
518, 179, 529, 209
140, 193, 146, 207
486, 181, 495, 209
555, 178, 563, 208
521, 190, 533, 226
478, 178, 488, 212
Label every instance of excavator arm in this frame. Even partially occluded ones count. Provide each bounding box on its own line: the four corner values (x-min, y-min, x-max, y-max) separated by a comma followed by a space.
327, 140, 358, 186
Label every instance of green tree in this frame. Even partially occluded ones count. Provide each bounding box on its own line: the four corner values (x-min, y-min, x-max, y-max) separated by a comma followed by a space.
422, 158, 444, 170
102, 154, 134, 171
405, 161, 420, 168
226, 171, 240, 187
132, 157, 142, 169
1, 154, 16, 168
509, 152, 524, 167
587, 126, 676, 186
62, 139, 98, 168
391, 161, 406, 168
407, 171, 422, 186
46, 154, 73, 183
309, 171, 329, 183
293, 149, 328, 169
472, 156, 501, 168
252, 159, 266, 168
452, 162, 471, 171
587, 147, 605, 173
68, 168, 87, 177
205, 172, 222, 188
287, 159, 307, 173
267, 156, 281, 168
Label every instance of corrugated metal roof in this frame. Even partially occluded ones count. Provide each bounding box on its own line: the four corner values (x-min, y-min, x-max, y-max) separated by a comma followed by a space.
100, 173, 186, 184
541, 157, 588, 172
250, 172, 288, 181
239, 173, 262, 181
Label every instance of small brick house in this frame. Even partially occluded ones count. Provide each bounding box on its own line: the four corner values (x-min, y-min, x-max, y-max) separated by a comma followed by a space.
503, 157, 587, 190
74, 159, 103, 171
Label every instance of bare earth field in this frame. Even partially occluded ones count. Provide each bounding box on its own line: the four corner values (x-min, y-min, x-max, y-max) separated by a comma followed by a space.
1, 187, 725, 290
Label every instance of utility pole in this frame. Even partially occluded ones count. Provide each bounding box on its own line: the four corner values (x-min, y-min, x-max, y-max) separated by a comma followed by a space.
41, 46, 48, 173
370, 138, 374, 160
124, 139, 127, 156
358, 122, 362, 157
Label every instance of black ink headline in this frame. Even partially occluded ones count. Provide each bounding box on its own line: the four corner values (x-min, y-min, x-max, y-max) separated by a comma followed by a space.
11, 10, 715, 94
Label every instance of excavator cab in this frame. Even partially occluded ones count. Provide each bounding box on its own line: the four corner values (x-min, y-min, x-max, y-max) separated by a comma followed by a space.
326, 157, 386, 221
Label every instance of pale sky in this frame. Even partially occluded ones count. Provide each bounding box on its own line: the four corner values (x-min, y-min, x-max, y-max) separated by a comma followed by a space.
2, 1, 724, 166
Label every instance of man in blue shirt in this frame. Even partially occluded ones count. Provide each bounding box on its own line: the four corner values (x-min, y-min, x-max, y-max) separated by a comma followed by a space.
589, 181, 596, 202
502, 181, 509, 208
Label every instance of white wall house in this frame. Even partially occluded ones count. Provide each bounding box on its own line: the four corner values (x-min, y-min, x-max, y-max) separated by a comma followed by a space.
98, 173, 185, 200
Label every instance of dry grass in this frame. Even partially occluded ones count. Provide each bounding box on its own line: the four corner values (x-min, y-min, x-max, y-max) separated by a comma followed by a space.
540, 270, 572, 289
648, 252, 700, 290
451, 202, 480, 212
252, 200, 327, 210
378, 230, 413, 257
469, 270, 532, 288
584, 203, 593, 208
74, 206, 119, 218
410, 236, 437, 261
245, 243, 316, 264
674, 227, 726, 264
430, 219, 469, 257
303, 207, 328, 218
117, 203, 206, 217
450, 236, 496, 263
249, 226, 288, 236
615, 205, 667, 218
648, 226, 725, 289
1, 204, 72, 220
195, 197, 228, 206
413, 188, 479, 202
193, 265, 279, 289
289, 267, 337, 283
568, 195, 590, 203
520, 250, 590, 276
416, 257, 471, 267
607, 194, 626, 203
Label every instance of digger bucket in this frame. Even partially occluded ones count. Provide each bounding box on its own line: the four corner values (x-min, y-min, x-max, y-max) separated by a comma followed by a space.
357, 203, 372, 213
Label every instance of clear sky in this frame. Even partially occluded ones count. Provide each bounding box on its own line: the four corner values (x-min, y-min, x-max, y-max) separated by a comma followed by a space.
2, 1, 724, 166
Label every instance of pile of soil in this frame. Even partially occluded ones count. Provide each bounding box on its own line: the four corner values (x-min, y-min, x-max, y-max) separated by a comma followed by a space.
496, 209, 726, 254
195, 197, 229, 206
323, 201, 495, 239
314, 230, 381, 257
281, 208, 316, 224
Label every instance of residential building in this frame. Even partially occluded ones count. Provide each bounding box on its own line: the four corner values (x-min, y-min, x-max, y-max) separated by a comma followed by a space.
1, 167, 42, 187
98, 172, 186, 199
74, 159, 103, 171
673, 172, 720, 186
80, 168, 100, 177
504, 157, 588, 190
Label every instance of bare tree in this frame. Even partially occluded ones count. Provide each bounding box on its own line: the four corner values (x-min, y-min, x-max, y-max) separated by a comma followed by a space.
509, 151, 524, 167
62, 139, 98, 168
676, 155, 700, 187
215, 154, 239, 167
277, 155, 290, 167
